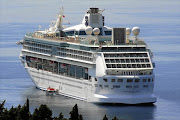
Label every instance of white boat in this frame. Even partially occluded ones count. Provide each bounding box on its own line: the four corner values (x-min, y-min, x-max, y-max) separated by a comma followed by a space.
46, 87, 57, 95
18, 8, 157, 104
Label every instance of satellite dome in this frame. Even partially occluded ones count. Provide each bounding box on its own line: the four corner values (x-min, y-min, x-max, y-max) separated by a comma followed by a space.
126, 28, 131, 35
85, 26, 93, 35
132, 27, 140, 36
93, 28, 100, 35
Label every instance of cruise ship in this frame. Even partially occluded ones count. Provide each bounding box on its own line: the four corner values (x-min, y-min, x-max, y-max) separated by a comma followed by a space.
18, 8, 157, 104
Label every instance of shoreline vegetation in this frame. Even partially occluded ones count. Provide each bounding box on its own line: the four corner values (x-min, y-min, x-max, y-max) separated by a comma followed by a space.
0, 99, 120, 120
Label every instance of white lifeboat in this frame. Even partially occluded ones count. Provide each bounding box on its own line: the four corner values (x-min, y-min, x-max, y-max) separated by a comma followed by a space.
46, 87, 57, 95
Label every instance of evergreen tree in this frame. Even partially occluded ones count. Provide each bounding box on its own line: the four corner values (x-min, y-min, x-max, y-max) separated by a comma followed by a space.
55, 112, 64, 120
32, 108, 39, 120
69, 104, 83, 120
8, 106, 19, 120
79, 114, 83, 120
0, 100, 5, 117
112, 116, 119, 120
0, 100, 5, 113
70, 104, 79, 120
17, 99, 30, 120
1, 108, 9, 120
32, 104, 52, 120
103, 114, 108, 120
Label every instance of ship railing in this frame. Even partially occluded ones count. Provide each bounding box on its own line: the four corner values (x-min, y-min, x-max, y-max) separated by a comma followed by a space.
26, 32, 147, 46
128, 36, 146, 45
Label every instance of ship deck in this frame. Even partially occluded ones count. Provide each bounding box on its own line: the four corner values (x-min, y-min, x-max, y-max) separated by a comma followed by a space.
25, 32, 147, 47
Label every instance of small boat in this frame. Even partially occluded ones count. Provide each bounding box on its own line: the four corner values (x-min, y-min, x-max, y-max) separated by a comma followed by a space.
46, 87, 57, 95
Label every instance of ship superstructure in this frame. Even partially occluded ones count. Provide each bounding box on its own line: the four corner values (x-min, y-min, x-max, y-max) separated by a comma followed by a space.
18, 8, 156, 104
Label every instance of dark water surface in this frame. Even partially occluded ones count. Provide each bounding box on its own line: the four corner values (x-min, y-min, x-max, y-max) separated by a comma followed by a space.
1, 0, 180, 120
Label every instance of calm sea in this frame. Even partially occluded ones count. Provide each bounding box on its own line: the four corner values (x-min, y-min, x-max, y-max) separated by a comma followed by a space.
0, 0, 180, 120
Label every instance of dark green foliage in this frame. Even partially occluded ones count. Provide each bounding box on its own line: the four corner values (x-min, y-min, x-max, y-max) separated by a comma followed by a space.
0, 100, 5, 114
0, 99, 120, 120
32, 104, 52, 120
58, 112, 64, 120
112, 116, 119, 120
69, 104, 83, 120
0, 100, 6, 118
103, 114, 108, 120
0, 99, 30, 120
70, 104, 78, 120
79, 114, 83, 120
17, 99, 30, 120
54, 112, 68, 120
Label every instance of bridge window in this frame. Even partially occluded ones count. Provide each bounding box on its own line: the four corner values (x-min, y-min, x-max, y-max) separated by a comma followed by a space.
104, 31, 112, 35
79, 31, 86, 35
65, 31, 74, 36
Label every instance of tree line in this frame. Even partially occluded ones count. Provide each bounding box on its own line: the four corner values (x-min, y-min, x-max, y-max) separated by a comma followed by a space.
0, 99, 120, 120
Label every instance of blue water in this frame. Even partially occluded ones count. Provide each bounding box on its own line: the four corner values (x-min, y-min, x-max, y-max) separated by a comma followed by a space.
1, 0, 180, 120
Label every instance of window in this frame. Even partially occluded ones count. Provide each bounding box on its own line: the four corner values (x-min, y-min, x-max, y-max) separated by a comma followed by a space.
142, 64, 146, 68
127, 79, 133, 82
143, 85, 148, 88
65, 31, 74, 36
137, 64, 141, 68
103, 78, 108, 82
104, 31, 112, 35
106, 64, 111, 68
117, 64, 121, 68
143, 79, 146, 82
148, 79, 151, 82
94, 84, 98, 87
134, 85, 139, 88
99, 85, 102, 87
104, 85, 109, 88
135, 79, 140, 83
112, 64, 116, 68
126, 85, 132, 88
113, 85, 120, 88
95, 78, 97, 81
79, 31, 86, 35
147, 64, 151, 68
145, 59, 149, 62
122, 64, 126, 68
118, 79, 123, 82
111, 79, 115, 82
127, 64, 131, 68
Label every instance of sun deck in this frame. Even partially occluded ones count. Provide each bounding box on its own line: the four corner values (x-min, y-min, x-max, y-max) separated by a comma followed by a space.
25, 32, 147, 47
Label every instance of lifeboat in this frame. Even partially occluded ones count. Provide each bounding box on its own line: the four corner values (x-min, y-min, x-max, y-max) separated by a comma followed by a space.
46, 87, 57, 95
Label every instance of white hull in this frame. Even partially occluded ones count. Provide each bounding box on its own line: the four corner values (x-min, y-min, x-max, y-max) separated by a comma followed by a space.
25, 65, 156, 104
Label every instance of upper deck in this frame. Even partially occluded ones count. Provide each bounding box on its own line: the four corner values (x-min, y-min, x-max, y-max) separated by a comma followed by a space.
25, 32, 148, 53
